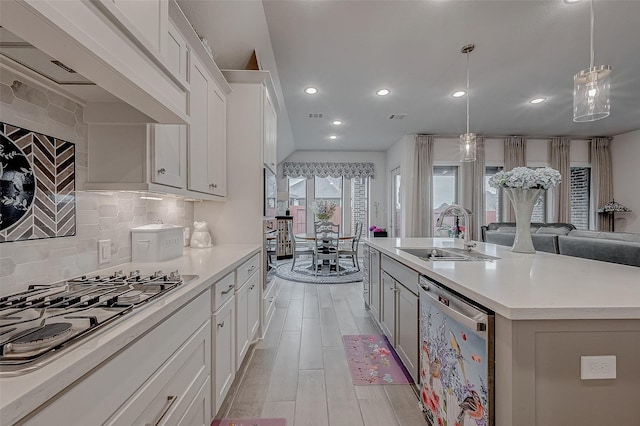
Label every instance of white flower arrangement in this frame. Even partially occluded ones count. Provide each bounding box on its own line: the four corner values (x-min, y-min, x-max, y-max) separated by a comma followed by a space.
312, 200, 338, 221
488, 167, 561, 190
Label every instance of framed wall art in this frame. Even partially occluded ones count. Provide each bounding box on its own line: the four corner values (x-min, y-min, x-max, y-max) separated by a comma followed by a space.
1, 122, 76, 242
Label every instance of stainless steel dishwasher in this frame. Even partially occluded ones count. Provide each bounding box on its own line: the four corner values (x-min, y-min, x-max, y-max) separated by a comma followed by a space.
418, 275, 494, 426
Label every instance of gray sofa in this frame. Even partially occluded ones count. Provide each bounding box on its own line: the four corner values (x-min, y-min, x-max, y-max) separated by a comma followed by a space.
557, 230, 640, 267
481, 222, 640, 267
481, 222, 575, 253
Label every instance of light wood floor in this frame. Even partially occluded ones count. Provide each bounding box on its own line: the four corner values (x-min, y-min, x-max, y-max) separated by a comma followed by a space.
216, 277, 429, 426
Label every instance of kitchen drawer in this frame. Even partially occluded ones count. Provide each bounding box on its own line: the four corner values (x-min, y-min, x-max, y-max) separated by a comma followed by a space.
213, 272, 235, 311
381, 254, 419, 295
236, 253, 260, 288
22, 290, 211, 426
177, 375, 211, 426
106, 319, 211, 425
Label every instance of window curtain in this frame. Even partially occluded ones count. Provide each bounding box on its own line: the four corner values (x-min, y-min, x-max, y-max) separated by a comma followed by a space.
282, 162, 375, 179
550, 137, 571, 223
504, 136, 527, 221
590, 138, 613, 231
404, 135, 433, 237
467, 136, 485, 241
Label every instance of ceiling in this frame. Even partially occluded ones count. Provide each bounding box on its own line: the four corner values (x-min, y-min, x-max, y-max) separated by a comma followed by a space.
179, 0, 640, 159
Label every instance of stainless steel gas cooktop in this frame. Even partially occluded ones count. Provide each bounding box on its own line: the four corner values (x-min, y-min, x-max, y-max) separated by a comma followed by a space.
0, 269, 198, 375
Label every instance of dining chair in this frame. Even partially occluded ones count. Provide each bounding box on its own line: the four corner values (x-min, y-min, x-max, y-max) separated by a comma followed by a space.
339, 221, 362, 270
313, 221, 340, 276
289, 221, 314, 271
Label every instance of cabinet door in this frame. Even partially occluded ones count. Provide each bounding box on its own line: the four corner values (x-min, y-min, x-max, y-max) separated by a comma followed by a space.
176, 376, 211, 426
208, 82, 226, 196
235, 282, 249, 369
247, 272, 261, 340
369, 249, 381, 322
263, 89, 277, 173
213, 298, 235, 415
188, 55, 211, 194
164, 20, 188, 81
111, 0, 165, 52
152, 124, 186, 188
381, 272, 396, 345
396, 283, 419, 382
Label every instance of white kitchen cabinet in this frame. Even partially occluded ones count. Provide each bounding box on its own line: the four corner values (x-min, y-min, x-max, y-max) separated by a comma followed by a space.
396, 281, 419, 382
188, 53, 226, 197
263, 89, 278, 173
381, 271, 396, 344
107, 0, 167, 53
164, 18, 189, 82
22, 290, 211, 426
247, 272, 261, 340
235, 268, 260, 369
213, 296, 235, 415
362, 244, 371, 308
369, 248, 381, 321
85, 123, 187, 191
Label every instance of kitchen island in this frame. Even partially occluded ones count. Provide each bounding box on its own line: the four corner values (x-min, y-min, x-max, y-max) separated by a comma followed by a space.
365, 237, 640, 426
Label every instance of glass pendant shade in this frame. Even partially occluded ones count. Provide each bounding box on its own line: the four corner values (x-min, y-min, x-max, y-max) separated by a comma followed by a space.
573, 65, 611, 122
459, 133, 477, 162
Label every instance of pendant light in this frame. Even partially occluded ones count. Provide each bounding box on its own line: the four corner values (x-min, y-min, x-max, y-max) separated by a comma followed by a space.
573, 0, 611, 122
460, 43, 476, 162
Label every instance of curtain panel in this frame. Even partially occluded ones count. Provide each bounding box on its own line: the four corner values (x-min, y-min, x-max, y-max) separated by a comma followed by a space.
550, 137, 571, 223
590, 138, 614, 231
504, 136, 527, 221
407, 135, 434, 237
282, 162, 375, 179
471, 136, 486, 241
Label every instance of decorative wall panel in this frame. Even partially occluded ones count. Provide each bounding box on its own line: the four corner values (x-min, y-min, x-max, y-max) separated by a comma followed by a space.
1, 122, 75, 242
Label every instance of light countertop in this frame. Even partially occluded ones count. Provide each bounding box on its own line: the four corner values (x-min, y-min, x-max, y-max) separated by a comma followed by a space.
0, 245, 260, 425
365, 238, 640, 321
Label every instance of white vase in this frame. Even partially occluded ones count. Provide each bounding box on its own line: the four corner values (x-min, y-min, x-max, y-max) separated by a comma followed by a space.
503, 187, 545, 253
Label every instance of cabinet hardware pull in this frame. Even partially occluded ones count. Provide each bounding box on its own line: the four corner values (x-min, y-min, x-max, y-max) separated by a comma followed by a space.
218, 321, 225, 328
221, 284, 234, 295
145, 395, 177, 426
209, 183, 218, 189
250, 285, 255, 290
157, 168, 166, 174
248, 265, 256, 272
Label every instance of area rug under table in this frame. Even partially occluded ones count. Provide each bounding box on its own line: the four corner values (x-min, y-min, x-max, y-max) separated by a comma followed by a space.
211, 418, 285, 426
275, 260, 363, 284
342, 335, 413, 385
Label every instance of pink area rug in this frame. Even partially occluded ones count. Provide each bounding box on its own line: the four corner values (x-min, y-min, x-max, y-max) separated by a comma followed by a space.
342, 335, 413, 385
211, 419, 285, 426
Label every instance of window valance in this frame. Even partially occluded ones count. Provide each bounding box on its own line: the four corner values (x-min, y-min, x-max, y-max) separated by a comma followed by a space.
282, 162, 375, 179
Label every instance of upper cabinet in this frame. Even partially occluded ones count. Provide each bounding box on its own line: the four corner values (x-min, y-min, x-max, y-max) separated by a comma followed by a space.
264, 90, 278, 173
188, 54, 227, 197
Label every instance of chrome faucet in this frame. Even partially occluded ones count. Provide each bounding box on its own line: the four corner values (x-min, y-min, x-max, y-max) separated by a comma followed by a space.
435, 204, 476, 251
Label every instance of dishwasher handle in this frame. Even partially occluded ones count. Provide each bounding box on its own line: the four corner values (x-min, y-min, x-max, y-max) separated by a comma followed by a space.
420, 284, 487, 332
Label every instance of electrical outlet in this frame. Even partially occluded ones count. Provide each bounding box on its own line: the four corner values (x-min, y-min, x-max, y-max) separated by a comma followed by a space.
98, 239, 111, 264
581, 355, 616, 380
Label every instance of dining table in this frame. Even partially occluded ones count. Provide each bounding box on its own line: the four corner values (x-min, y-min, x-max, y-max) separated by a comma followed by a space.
294, 233, 355, 274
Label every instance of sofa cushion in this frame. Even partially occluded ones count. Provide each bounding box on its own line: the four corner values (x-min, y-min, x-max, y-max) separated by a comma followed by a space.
558, 236, 640, 267
495, 226, 517, 233
566, 230, 601, 238
485, 231, 558, 253
596, 231, 640, 243
536, 226, 573, 235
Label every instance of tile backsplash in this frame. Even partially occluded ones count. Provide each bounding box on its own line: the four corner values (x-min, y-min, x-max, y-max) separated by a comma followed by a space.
0, 66, 194, 295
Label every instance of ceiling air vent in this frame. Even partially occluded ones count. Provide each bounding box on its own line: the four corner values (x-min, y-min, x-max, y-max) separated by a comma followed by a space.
308, 113, 324, 119
388, 114, 407, 120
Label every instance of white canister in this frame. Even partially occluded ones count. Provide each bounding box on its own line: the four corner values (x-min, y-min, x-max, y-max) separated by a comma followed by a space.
131, 224, 184, 262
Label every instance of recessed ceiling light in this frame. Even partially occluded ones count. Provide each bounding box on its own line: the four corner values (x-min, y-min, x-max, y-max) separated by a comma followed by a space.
452, 91, 466, 98
329, 135, 337, 140
331, 120, 343, 126
304, 87, 318, 95
529, 97, 547, 104
376, 89, 390, 96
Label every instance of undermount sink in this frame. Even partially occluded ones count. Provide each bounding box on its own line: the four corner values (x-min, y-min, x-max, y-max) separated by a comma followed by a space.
397, 247, 499, 262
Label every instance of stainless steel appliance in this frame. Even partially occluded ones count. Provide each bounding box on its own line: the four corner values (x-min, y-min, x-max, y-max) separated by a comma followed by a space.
418, 275, 494, 426
0, 269, 197, 375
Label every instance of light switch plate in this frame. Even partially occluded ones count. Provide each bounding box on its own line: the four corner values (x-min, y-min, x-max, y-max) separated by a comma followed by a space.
581, 355, 616, 380
98, 239, 111, 264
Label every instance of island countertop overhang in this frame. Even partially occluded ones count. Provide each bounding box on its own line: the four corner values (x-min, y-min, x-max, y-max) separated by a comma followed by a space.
364, 237, 640, 320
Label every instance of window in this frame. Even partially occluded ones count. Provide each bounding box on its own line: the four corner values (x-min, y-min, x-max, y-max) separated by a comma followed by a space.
570, 167, 590, 229
314, 176, 343, 227
433, 166, 458, 232
288, 178, 306, 234
391, 167, 401, 237
485, 166, 503, 224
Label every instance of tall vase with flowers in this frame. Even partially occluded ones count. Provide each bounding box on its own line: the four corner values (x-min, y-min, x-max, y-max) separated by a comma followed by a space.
488, 167, 561, 253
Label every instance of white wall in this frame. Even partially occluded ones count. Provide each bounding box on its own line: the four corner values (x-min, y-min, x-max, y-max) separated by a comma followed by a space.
610, 130, 640, 232
279, 150, 387, 231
